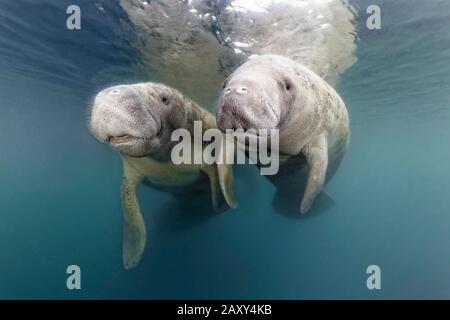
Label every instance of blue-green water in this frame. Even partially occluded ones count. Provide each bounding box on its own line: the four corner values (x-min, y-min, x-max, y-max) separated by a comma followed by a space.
1, 0, 450, 299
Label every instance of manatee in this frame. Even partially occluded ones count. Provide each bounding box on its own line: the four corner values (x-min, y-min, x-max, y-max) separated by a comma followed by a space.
215, 54, 350, 214
90, 82, 237, 269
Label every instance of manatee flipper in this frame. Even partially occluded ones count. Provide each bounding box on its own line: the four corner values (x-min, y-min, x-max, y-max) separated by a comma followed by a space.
300, 133, 328, 214
201, 165, 226, 210
121, 161, 146, 269
216, 135, 238, 209
217, 163, 238, 209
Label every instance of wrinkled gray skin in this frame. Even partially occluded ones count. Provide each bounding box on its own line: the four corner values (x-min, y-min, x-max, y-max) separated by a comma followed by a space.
216, 55, 350, 214
90, 83, 237, 269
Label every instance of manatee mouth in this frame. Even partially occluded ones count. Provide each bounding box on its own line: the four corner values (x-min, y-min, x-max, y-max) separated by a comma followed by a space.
106, 134, 154, 157
108, 135, 144, 146
109, 135, 133, 143
223, 129, 275, 154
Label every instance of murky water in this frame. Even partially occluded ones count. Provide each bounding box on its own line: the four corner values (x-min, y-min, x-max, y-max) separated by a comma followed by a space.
1, 0, 450, 299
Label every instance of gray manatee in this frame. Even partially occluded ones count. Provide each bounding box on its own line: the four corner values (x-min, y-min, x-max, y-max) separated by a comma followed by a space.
215, 55, 350, 214
90, 82, 237, 269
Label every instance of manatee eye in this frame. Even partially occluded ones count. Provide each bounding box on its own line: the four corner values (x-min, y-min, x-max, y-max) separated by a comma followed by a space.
222, 78, 229, 89
161, 96, 169, 105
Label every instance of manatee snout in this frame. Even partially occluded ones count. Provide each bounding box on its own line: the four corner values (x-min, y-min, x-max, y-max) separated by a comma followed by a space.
90, 84, 162, 157
216, 81, 280, 133
216, 107, 246, 132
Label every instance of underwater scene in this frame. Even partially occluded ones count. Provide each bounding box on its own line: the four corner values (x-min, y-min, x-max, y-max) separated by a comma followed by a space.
1, 0, 450, 299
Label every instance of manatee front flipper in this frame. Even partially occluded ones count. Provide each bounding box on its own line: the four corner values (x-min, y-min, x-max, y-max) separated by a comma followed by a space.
121, 161, 145, 269
217, 163, 238, 209
201, 165, 225, 210
300, 133, 328, 214
202, 162, 238, 210
217, 135, 238, 209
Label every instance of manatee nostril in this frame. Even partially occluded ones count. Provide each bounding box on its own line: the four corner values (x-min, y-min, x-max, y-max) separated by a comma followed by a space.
224, 87, 232, 94
236, 86, 248, 95
110, 89, 120, 95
